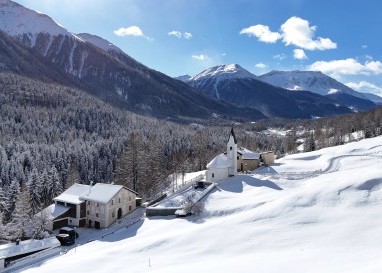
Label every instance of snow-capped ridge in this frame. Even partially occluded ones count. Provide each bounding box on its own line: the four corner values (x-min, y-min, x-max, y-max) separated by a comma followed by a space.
0, 0, 83, 46
78, 33, 123, 54
190, 64, 257, 82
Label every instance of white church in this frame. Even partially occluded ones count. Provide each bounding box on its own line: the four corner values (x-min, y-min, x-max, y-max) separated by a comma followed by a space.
206, 128, 274, 182
206, 128, 238, 182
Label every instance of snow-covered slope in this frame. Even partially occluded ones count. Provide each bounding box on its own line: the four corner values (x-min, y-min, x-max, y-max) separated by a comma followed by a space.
77, 33, 123, 54
21, 136, 382, 273
259, 70, 379, 103
0, 0, 81, 46
190, 64, 257, 82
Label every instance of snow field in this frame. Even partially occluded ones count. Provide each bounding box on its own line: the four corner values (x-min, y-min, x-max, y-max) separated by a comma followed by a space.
21, 136, 382, 273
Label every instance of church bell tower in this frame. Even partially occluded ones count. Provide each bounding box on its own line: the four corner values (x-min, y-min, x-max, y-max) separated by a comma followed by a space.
227, 127, 238, 176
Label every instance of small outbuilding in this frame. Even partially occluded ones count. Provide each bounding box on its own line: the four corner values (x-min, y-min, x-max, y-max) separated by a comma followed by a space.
261, 151, 275, 166
237, 147, 261, 172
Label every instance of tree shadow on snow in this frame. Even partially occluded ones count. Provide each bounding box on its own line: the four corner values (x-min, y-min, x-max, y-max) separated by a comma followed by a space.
217, 174, 283, 193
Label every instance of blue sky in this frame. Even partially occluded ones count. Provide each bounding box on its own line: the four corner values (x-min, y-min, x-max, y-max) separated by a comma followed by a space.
16, 0, 382, 95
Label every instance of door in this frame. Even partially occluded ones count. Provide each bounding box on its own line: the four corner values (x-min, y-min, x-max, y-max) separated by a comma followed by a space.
117, 208, 122, 219
95, 221, 101, 229
88, 220, 92, 228
241, 163, 244, 172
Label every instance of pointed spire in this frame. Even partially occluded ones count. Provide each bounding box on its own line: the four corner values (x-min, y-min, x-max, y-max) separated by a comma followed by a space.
229, 127, 237, 144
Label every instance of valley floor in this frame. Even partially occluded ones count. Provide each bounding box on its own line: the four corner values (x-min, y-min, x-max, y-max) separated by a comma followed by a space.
21, 136, 382, 273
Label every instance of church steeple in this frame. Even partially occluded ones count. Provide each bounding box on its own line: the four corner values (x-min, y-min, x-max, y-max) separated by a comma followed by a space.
227, 127, 238, 176
229, 127, 237, 144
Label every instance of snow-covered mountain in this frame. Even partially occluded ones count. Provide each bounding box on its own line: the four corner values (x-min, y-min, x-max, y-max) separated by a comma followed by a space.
0, 0, 80, 46
0, 0, 266, 122
187, 64, 351, 119
20, 136, 382, 273
259, 70, 380, 105
191, 64, 257, 82
174, 74, 192, 82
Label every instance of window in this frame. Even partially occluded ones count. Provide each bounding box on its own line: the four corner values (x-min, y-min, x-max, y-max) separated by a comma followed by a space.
237, 156, 239, 160
129, 205, 132, 211
88, 201, 90, 205
112, 211, 115, 218
119, 198, 121, 203
230, 146, 232, 150
111, 200, 114, 205
129, 196, 131, 201
96, 213, 99, 218
96, 203, 99, 207
87, 211, 89, 215
212, 173, 215, 178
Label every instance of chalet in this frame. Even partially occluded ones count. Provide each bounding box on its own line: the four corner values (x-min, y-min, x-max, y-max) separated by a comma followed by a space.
38, 183, 89, 230
79, 184, 138, 229
39, 183, 138, 231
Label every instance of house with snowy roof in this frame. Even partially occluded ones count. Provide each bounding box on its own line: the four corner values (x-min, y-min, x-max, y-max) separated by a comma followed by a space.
206, 128, 270, 182
237, 147, 261, 172
39, 183, 138, 231
79, 183, 138, 229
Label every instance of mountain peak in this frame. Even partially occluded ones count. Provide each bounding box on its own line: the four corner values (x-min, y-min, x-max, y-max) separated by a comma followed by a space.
190, 64, 257, 82
0, 0, 80, 46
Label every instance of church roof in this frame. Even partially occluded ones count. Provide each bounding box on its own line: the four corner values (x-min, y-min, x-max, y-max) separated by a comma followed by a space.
228, 127, 237, 144
206, 153, 233, 169
238, 147, 261, 160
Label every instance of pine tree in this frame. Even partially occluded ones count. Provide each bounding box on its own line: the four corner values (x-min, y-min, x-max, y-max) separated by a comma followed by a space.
11, 187, 31, 240
65, 160, 81, 189
27, 167, 42, 216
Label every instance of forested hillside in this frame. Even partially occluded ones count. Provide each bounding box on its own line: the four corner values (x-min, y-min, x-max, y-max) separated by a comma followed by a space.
0, 73, 282, 242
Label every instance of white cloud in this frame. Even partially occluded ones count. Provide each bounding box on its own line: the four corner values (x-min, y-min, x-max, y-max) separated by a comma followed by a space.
168, 30, 192, 39
280, 17, 337, 50
168, 30, 182, 38
183, 32, 192, 39
114, 26, 144, 37
362, 45, 368, 49
192, 54, 208, 61
346, 81, 382, 96
255, 63, 267, 68
293, 49, 308, 60
273, 53, 287, 60
114, 26, 153, 41
239, 24, 282, 43
240, 16, 336, 51
309, 58, 382, 76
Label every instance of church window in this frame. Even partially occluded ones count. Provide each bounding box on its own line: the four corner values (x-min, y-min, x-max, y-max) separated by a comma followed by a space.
212, 173, 215, 178
237, 156, 239, 160
230, 147, 232, 150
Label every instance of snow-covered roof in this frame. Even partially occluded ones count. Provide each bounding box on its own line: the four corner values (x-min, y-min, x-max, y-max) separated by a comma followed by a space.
53, 183, 90, 205
238, 147, 261, 160
0, 237, 60, 259
36, 204, 70, 221
206, 153, 232, 169
80, 184, 136, 204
